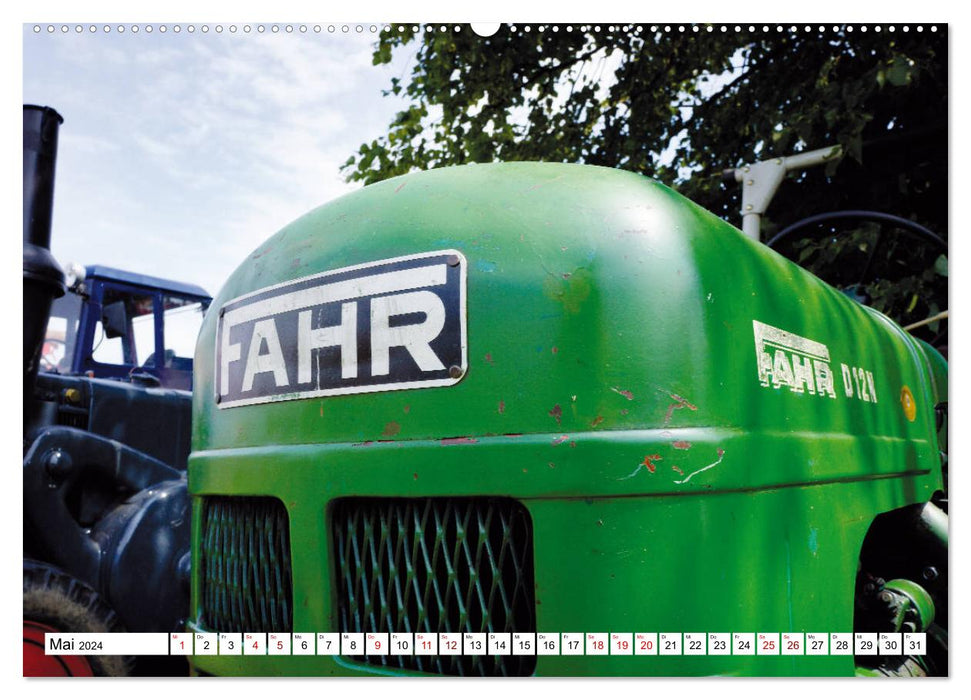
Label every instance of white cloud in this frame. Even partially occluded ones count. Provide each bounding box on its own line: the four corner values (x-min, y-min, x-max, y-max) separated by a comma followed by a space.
24, 27, 410, 296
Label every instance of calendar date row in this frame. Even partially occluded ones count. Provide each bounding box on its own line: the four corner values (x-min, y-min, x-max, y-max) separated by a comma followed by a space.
44, 631, 925, 658
169, 631, 925, 657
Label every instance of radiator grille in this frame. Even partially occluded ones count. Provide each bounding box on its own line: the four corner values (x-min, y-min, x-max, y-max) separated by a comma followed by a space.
199, 496, 293, 633
332, 497, 536, 676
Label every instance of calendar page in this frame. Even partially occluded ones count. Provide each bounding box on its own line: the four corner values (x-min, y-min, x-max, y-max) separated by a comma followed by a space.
21, 8, 949, 684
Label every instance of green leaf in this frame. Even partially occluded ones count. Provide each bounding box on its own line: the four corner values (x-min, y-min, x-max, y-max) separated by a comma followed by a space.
934, 254, 948, 277
887, 57, 913, 87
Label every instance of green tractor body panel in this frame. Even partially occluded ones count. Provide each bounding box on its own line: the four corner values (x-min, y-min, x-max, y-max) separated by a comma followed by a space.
187, 163, 943, 676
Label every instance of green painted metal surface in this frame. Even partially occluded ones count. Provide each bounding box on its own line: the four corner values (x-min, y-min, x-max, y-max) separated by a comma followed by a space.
187, 163, 944, 676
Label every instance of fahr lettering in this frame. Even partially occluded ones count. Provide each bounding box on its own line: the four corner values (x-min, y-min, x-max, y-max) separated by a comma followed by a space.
214, 252, 466, 407
752, 320, 879, 405
753, 320, 836, 399
222, 290, 447, 395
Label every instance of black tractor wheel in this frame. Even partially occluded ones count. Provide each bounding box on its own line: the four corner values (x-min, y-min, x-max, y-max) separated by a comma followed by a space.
23, 559, 132, 676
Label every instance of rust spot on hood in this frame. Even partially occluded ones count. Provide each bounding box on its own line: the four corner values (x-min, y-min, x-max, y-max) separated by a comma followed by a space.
498, 400, 505, 414
382, 421, 401, 438
664, 393, 698, 424
549, 404, 562, 423
611, 387, 634, 400
672, 441, 692, 450
591, 415, 604, 428
641, 454, 662, 473
551, 434, 570, 445
619, 455, 661, 481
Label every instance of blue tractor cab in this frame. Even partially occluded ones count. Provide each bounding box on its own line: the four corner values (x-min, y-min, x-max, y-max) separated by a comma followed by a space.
43, 265, 211, 391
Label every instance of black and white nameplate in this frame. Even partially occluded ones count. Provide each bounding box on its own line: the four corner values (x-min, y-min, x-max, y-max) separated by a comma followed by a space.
215, 250, 467, 408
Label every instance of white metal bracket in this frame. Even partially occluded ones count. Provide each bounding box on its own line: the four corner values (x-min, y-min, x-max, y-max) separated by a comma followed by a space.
732, 145, 843, 241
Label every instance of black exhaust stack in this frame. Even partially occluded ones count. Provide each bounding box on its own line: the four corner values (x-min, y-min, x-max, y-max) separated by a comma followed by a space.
23, 105, 66, 404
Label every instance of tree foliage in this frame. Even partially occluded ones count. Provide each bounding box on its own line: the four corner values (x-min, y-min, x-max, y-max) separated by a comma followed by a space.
345, 25, 947, 346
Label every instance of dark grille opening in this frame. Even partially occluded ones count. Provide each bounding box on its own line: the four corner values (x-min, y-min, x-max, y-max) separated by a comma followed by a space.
332, 497, 536, 676
56, 405, 87, 429
199, 496, 293, 633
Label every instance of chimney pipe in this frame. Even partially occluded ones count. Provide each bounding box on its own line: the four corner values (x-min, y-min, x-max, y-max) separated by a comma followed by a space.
23, 105, 67, 405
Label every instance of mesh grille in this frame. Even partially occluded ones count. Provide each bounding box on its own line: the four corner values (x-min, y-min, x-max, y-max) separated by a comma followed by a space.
199, 496, 293, 633
56, 406, 87, 429
332, 497, 536, 676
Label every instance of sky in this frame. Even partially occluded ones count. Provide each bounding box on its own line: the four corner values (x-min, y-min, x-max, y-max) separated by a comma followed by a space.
23, 23, 415, 297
